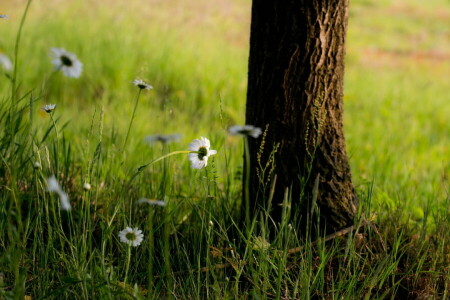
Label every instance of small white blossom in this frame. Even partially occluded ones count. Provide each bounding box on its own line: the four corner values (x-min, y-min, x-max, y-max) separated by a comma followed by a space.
47, 175, 71, 211
83, 182, 92, 191
41, 104, 56, 113
132, 79, 153, 90
228, 125, 262, 138
0, 53, 12, 71
118, 227, 144, 247
50, 48, 83, 78
188, 137, 217, 169
33, 161, 41, 169
145, 134, 182, 145
137, 198, 166, 207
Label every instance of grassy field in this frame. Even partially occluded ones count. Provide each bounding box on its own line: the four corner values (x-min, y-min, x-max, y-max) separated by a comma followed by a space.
1, 0, 449, 298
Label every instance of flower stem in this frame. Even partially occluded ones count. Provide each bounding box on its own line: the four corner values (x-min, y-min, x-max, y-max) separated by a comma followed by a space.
123, 89, 142, 152
147, 209, 154, 295
9, 0, 33, 136
163, 210, 173, 298
123, 245, 132, 286
11, 0, 32, 99
49, 112, 59, 174
49, 112, 59, 140
137, 150, 196, 172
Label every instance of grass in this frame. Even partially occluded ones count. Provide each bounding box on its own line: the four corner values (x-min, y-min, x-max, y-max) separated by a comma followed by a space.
0, 0, 449, 298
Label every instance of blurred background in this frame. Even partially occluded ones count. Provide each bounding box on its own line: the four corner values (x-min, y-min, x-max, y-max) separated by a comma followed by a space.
1, 0, 449, 218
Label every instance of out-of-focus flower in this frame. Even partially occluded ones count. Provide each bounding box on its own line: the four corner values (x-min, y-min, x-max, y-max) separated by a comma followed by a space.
47, 175, 71, 211
41, 104, 56, 113
83, 182, 92, 191
228, 125, 262, 138
132, 79, 153, 90
0, 53, 12, 71
50, 48, 83, 78
145, 134, 182, 145
137, 198, 166, 207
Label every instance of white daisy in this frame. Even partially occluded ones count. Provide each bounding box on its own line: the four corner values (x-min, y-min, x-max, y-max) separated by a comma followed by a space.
118, 227, 144, 247
137, 198, 166, 207
41, 104, 56, 113
47, 175, 71, 211
0, 53, 12, 71
145, 133, 182, 145
132, 79, 153, 90
50, 48, 83, 78
188, 137, 217, 169
228, 125, 262, 138
47, 175, 60, 192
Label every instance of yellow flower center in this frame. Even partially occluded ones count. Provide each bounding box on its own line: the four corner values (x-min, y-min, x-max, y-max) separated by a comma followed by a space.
125, 232, 136, 241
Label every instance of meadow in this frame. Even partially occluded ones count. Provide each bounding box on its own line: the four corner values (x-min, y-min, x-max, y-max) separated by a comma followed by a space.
0, 0, 449, 298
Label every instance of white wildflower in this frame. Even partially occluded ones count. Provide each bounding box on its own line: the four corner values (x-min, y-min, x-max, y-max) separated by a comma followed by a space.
228, 125, 262, 138
0, 53, 12, 71
118, 227, 144, 247
83, 182, 91, 191
145, 134, 182, 145
47, 175, 71, 211
132, 79, 153, 90
50, 48, 83, 78
188, 137, 217, 169
137, 198, 166, 207
41, 104, 56, 113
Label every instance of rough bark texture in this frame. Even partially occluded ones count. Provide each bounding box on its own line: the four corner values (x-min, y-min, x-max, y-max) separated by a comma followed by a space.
245, 0, 357, 232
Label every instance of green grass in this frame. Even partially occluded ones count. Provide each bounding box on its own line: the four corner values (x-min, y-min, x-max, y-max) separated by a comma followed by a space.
1, 0, 449, 298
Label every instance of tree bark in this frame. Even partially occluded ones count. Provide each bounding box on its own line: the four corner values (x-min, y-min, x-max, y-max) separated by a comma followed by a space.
245, 0, 357, 233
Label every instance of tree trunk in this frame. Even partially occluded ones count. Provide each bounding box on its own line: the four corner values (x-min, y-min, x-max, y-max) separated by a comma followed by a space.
245, 0, 357, 233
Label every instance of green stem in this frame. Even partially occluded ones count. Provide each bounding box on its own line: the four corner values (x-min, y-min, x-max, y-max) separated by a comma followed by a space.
41, 68, 60, 93
11, 0, 32, 102
49, 112, 59, 174
147, 209, 154, 296
128, 149, 199, 188
137, 150, 196, 172
9, 0, 33, 136
123, 245, 132, 286
123, 89, 142, 152
49, 112, 59, 140
163, 210, 173, 298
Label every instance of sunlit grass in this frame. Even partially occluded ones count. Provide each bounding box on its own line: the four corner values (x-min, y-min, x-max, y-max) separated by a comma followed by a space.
0, 0, 449, 298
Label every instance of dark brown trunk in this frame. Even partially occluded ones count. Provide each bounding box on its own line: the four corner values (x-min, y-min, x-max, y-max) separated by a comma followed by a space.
245, 0, 357, 233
